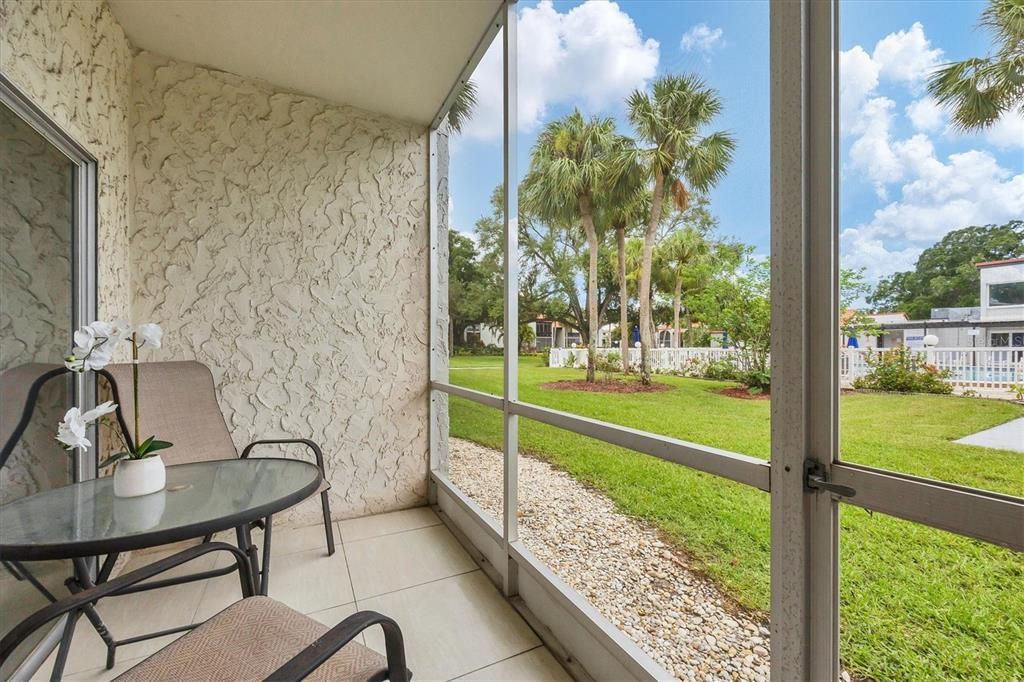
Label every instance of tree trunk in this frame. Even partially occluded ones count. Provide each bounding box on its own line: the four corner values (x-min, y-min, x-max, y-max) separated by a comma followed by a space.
580, 194, 599, 383
673, 278, 682, 349
617, 226, 630, 373
639, 171, 666, 385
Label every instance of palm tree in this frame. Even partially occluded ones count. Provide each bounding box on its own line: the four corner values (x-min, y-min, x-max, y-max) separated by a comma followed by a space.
655, 228, 709, 348
928, 0, 1023, 131
446, 80, 479, 133
625, 75, 735, 384
523, 111, 618, 382
601, 135, 647, 372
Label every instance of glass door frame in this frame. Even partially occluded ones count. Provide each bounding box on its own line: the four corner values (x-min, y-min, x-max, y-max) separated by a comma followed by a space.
0, 74, 98, 480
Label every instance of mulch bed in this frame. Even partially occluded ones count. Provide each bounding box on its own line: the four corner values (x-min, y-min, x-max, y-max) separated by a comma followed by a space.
716, 387, 771, 400
717, 387, 863, 400
541, 379, 671, 394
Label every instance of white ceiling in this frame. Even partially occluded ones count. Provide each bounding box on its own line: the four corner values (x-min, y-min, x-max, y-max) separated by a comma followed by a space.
108, 0, 501, 126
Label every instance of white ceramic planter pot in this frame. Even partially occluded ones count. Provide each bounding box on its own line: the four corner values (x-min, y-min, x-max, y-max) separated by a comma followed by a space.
113, 455, 166, 498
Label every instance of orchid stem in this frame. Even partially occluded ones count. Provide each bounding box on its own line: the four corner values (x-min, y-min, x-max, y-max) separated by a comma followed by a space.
132, 333, 140, 453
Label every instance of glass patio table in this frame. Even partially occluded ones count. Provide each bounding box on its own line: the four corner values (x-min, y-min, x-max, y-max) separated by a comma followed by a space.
0, 458, 322, 674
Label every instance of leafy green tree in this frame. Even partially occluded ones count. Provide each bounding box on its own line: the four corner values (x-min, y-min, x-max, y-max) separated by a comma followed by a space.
447, 229, 502, 351
519, 210, 617, 350
927, 0, 1024, 131
624, 74, 736, 384
841, 268, 883, 343
653, 195, 720, 347
655, 227, 709, 348
680, 237, 748, 345
868, 221, 1024, 319
523, 111, 619, 382
688, 257, 771, 390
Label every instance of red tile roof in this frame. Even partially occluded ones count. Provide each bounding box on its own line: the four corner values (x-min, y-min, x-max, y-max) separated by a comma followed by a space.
976, 257, 1024, 268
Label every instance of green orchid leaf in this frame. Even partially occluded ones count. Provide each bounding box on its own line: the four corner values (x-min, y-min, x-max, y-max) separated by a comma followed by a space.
98, 452, 129, 469
136, 435, 156, 456
146, 440, 174, 453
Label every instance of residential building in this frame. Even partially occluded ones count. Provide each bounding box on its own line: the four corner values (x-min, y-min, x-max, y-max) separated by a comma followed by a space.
856, 259, 1024, 350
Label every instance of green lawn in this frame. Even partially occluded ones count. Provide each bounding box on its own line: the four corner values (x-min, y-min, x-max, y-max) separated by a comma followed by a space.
447, 355, 1024, 681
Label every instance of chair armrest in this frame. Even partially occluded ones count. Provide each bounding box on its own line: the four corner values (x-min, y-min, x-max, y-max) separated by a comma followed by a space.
241, 439, 327, 475
0, 542, 254, 664
263, 610, 409, 682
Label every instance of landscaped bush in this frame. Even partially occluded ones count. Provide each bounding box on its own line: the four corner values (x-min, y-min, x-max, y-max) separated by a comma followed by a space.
703, 358, 740, 381
852, 345, 953, 394
453, 343, 503, 356
595, 353, 621, 380
740, 368, 771, 393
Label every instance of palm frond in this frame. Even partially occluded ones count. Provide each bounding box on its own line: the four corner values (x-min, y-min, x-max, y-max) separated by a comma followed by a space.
446, 80, 479, 134
927, 0, 1024, 130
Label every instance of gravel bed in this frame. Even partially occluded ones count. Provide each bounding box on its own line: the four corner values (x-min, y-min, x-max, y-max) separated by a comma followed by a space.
448, 436, 772, 682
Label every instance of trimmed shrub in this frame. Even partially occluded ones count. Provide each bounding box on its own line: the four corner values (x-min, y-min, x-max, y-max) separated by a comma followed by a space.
852, 345, 953, 394
740, 368, 771, 392
703, 358, 740, 381
595, 353, 621, 380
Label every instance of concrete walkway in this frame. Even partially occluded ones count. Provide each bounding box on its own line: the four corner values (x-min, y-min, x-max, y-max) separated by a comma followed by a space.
955, 417, 1024, 452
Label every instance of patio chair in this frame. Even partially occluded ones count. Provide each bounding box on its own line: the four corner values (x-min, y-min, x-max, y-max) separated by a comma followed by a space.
104, 360, 336, 558
0, 543, 410, 682
0, 364, 134, 599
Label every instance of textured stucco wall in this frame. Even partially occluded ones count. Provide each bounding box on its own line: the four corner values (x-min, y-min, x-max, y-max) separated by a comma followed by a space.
130, 51, 430, 522
0, 0, 133, 321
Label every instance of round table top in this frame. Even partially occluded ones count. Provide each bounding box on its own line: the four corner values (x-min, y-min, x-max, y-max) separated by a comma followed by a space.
0, 458, 321, 561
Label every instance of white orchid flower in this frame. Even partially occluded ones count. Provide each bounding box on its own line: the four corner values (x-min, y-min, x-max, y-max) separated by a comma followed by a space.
83, 401, 118, 422
56, 407, 91, 450
136, 323, 163, 349
65, 319, 133, 372
109, 319, 134, 345
55, 402, 118, 451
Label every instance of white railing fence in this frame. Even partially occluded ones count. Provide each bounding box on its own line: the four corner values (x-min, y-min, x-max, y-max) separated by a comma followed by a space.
549, 346, 1024, 388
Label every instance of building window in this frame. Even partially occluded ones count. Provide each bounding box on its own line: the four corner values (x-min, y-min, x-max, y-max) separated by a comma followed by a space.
535, 321, 552, 338
991, 332, 1009, 347
989, 282, 1024, 306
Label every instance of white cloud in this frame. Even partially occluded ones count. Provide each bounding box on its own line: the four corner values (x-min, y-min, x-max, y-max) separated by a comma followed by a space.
905, 97, 944, 132
849, 97, 902, 195
836, 22, 1024, 282
842, 147, 1024, 280
840, 23, 942, 134
680, 23, 724, 54
840, 46, 880, 134
457, 0, 660, 140
983, 109, 1024, 150
870, 22, 942, 87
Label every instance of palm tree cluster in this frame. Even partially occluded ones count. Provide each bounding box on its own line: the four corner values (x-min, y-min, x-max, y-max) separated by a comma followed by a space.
521, 74, 736, 384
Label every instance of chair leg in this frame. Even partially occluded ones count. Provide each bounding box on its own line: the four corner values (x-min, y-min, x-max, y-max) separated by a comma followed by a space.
320, 490, 336, 556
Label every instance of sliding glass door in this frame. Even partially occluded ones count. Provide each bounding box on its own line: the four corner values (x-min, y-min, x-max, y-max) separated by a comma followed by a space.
0, 75, 97, 675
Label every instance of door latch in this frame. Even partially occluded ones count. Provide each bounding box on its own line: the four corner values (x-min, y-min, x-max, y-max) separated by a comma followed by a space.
804, 460, 856, 498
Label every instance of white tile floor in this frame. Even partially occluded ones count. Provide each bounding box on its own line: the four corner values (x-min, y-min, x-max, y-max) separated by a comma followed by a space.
32, 507, 572, 681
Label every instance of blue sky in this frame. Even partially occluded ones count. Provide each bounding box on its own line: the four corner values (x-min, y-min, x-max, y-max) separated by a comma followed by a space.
449, 0, 1023, 285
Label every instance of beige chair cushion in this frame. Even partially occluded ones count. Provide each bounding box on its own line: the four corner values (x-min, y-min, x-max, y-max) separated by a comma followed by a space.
105, 361, 238, 466
115, 597, 387, 682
